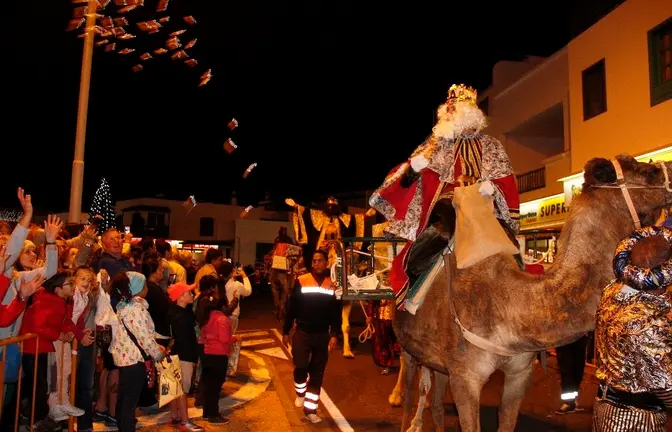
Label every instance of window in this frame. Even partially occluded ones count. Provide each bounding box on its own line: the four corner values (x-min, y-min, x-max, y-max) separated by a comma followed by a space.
648, 17, 672, 106
582, 59, 607, 120
478, 97, 489, 115
199, 217, 214, 236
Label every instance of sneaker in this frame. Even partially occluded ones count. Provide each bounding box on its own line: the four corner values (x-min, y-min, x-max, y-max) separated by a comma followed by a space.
169, 417, 181, 426
49, 406, 68, 422
305, 413, 322, 424
206, 415, 230, 424
294, 396, 305, 408
93, 410, 112, 423
34, 417, 61, 432
179, 420, 205, 431
60, 403, 85, 417
555, 401, 578, 415
104, 416, 118, 428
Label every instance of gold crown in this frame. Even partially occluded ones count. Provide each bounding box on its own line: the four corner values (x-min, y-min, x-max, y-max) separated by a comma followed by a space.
446, 84, 477, 104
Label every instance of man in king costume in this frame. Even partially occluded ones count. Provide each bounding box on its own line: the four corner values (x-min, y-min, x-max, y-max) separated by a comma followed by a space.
369, 84, 520, 309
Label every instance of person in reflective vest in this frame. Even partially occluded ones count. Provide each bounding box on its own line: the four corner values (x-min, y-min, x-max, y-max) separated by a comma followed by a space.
282, 249, 342, 424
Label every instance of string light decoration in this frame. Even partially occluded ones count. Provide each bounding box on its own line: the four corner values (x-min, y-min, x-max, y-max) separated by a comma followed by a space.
90, 178, 117, 231
67, 0, 212, 86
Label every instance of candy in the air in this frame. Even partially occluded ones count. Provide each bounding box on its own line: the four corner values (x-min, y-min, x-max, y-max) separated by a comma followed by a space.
240, 206, 253, 218
243, 163, 257, 179
223, 138, 237, 154
184, 38, 197, 49
140, 52, 152, 60
132, 64, 143, 72
228, 118, 238, 131
73, 6, 88, 18
171, 50, 188, 60
118, 48, 135, 54
118, 4, 139, 13
117, 33, 135, 40
183, 16, 197, 25
95, 39, 109, 47
156, 0, 169, 12
105, 43, 116, 51
159, 16, 170, 23
184, 59, 198, 67
112, 27, 126, 37
153, 48, 167, 55
98, 0, 111, 8
113, 17, 128, 27
66, 19, 85, 31
199, 69, 212, 87
166, 37, 181, 50
100, 17, 113, 28
170, 30, 186, 37
137, 20, 161, 32
183, 195, 197, 214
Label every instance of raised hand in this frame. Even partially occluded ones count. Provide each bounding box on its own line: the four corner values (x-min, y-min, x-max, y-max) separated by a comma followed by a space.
44, 215, 64, 244
82, 224, 98, 242
19, 273, 46, 300
17, 188, 32, 215
0, 244, 9, 273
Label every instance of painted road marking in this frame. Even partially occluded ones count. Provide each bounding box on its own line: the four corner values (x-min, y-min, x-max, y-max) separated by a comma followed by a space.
237, 330, 272, 338
270, 328, 354, 432
241, 338, 277, 347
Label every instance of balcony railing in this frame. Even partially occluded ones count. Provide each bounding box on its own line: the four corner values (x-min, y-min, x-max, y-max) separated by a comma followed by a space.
517, 167, 546, 194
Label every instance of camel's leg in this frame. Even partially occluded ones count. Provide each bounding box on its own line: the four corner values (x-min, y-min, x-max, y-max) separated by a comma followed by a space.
430, 371, 448, 432
497, 353, 536, 432
449, 360, 493, 432
399, 350, 418, 432
407, 366, 431, 432
269, 271, 282, 319
388, 354, 405, 407
341, 301, 355, 358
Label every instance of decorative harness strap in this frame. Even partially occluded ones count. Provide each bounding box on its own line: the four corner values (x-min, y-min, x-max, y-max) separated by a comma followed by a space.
611, 159, 642, 230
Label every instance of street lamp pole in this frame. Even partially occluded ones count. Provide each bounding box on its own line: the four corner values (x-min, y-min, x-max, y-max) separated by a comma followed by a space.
68, 0, 97, 224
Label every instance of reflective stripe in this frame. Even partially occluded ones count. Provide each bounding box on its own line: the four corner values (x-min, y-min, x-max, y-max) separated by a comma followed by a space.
300, 287, 335, 295
295, 381, 307, 389
305, 392, 319, 401
304, 400, 318, 410
561, 391, 578, 401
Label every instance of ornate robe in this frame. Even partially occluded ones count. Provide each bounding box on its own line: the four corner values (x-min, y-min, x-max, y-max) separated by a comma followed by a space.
369, 132, 520, 307
290, 205, 367, 265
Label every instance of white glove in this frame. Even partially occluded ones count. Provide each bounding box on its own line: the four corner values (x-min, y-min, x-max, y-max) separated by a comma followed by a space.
479, 181, 495, 196
410, 154, 429, 172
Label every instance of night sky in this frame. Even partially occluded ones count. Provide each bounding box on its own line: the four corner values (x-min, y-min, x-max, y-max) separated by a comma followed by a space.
1, 0, 601, 213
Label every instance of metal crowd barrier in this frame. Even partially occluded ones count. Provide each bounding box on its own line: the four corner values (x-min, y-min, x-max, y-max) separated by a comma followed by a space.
0, 334, 78, 432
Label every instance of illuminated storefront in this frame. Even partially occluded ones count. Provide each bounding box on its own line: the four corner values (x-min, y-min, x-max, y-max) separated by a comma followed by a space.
518, 145, 672, 263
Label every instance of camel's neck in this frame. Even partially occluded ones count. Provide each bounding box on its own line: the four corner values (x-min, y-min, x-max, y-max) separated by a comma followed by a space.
511, 202, 633, 350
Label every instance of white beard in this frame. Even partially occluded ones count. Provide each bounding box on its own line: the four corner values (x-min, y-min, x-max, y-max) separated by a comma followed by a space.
432, 101, 487, 141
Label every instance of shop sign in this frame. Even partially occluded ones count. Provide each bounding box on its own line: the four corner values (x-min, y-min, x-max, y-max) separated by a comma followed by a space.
560, 145, 672, 206
520, 194, 569, 229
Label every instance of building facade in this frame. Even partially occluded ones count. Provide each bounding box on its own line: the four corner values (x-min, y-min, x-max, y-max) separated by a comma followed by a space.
482, 0, 672, 262
115, 197, 293, 265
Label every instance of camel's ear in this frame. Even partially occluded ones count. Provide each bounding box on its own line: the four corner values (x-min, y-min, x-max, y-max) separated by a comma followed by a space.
584, 157, 616, 186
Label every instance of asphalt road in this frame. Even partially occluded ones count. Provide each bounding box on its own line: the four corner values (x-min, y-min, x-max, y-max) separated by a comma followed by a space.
237, 288, 609, 432
132, 286, 671, 431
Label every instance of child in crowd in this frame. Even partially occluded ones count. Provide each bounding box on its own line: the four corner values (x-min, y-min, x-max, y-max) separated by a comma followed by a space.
197, 289, 239, 424
166, 282, 204, 432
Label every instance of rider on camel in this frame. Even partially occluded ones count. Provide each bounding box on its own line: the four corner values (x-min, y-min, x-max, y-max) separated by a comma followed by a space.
369, 84, 520, 309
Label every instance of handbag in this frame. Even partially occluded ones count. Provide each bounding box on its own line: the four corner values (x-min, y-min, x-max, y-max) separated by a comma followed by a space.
121, 319, 157, 388
453, 184, 519, 269
158, 355, 183, 407
227, 340, 241, 377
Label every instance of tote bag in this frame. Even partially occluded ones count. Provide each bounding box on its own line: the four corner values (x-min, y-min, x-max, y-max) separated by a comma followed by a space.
158, 355, 183, 407
453, 184, 518, 269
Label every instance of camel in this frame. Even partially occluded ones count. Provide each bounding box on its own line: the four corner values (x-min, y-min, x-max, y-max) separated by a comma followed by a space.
386, 155, 672, 431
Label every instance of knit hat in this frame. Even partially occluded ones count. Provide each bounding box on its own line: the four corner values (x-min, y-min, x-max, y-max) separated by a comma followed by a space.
126, 271, 146, 296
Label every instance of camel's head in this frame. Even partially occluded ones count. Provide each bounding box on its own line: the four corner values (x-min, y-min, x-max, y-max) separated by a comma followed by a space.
583, 155, 672, 228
